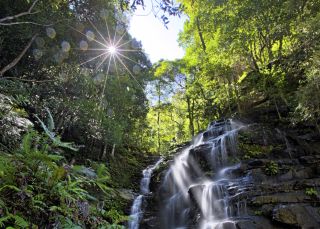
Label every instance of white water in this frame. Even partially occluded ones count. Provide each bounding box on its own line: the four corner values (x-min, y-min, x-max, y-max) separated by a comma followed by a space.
160, 119, 247, 229
128, 157, 163, 229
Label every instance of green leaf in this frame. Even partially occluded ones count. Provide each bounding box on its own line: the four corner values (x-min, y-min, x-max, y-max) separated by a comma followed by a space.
14, 215, 28, 228
45, 107, 55, 132
0, 185, 21, 193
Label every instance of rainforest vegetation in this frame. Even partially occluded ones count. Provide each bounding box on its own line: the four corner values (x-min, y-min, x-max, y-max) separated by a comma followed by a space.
0, 0, 320, 228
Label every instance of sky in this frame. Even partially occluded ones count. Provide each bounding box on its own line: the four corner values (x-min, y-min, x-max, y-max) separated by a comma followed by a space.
128, 0, 186, 63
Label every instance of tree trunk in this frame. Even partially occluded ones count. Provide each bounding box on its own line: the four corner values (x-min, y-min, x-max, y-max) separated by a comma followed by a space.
196, 17, 206, 53
186, 96, 195, 137
157, 82, 161, 153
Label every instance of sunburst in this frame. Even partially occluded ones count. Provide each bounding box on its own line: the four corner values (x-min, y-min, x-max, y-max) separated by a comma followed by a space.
69, 17, 145, 109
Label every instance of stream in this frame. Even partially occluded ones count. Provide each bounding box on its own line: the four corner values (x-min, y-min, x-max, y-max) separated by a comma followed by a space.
128, 157, 163, 229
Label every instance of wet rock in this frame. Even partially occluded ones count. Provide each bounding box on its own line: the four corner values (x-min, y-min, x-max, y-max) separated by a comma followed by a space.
139, 120, 320, 229
220, 221, 237, 229
236, 220, 257, 229
292, 167, 314, 179
140, 216, 160, 229
293, 178, 320, 190
261, 204, 274, 217
299, 155, 320, 165
278, 170, 293, 182
237, 216, 283, 229
248, 159, 270, 168
249, 168, 268, 183
251, 192, 309, 206
190, 143, 213, 172
273, 204, 320, 228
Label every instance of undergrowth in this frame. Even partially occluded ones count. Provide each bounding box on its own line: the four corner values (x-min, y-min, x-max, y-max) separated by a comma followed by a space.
0, 131, 127, 228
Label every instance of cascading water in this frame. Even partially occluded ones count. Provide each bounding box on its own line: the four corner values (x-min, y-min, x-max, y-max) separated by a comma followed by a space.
159, 119, 248, 229
128, 157, 163, 229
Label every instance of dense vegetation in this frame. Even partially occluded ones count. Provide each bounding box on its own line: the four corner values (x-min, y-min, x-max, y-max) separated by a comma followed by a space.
148, 0, 320, 152
1, 0, 320, 228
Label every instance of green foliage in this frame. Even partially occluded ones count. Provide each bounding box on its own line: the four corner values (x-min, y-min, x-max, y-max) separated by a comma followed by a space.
104, 208, 129, 225
0, 214, 28, 228
0, 131, 126, 228
254, 210, 263, 216
305, 187, 318, 197
293, 49, 320, 130
35, 108, 79, 151
265, 161, 279, 176
239, 143, 273, 159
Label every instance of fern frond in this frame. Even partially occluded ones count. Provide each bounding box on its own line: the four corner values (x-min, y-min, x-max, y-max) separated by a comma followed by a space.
0, 185, 21, 192
0, 215, 11, 227
22, 131, 33, 155
34, 114, 79, 151
34, 115, 55, 139
45, 107, 55, 132
13, 215, 28, 228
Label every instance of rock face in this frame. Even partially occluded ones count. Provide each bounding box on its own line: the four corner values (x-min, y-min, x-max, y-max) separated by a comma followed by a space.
140, 121, 320, 229
0, 94, 33, 150
273, 204, 320, 228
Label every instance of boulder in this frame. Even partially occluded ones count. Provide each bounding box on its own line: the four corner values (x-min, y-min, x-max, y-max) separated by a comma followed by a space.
0, 94, 33, 149
236, 220, 257, 229
273, 204, 320, 228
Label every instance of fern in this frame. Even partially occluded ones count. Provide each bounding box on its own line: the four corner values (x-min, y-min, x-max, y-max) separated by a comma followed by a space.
31, 194, 47, 212
59, 217, 82, 229
34, 109, 78, 151
45, 107, 55, 132
21, 131, 33, 155
0, 215, 11, 227
0, 185, 21, 192
14, 215, 28, 228
0, 214, 28, 228
94, 164, 112, 193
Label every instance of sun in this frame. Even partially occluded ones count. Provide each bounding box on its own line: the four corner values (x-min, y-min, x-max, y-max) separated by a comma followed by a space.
108, 45, 117, 54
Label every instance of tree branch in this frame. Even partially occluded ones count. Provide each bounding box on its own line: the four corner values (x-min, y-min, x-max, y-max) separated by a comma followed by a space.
0, 21, 53, 26
196, 17, 206, 52
1, 76, 57, 83
0, 0, 39, 23
0, 34, 38, 77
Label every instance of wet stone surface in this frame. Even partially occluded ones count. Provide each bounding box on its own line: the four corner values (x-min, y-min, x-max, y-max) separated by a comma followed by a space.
139, 120, 320, 229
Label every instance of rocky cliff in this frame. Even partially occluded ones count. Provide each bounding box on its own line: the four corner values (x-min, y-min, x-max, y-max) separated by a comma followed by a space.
140, 119, 320, 229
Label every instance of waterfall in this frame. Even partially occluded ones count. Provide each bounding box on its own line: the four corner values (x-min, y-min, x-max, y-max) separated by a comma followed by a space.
128, 157, 163, 229
160, 119, 247, 229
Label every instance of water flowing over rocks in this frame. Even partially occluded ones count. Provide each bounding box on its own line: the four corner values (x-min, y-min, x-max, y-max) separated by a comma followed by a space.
128, 157, 163, 229
131, 119, 320, 229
